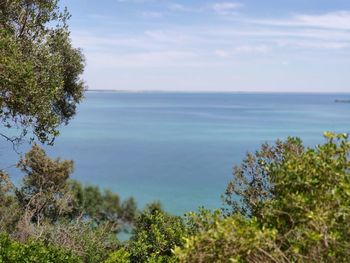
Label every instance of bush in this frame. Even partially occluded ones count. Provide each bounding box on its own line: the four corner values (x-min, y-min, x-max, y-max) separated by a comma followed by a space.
104, 248, 131, 263
174, 214, 285, 263
222, 136, 304, 218
127, 203, 186, 263
176, 133, 350, 262
67, 180, 138, 232
261, 132, 350, 261
0, 234, 81, 263
33, 222, 118, 263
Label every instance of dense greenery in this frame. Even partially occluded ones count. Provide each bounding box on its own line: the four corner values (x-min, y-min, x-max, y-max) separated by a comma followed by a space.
127, 203, 187, 263
175, 133, 350, 262
222, 137, 304, 218
0, 145, 136, 262
2, 133, 350, 262
0, 0, 85, 144
1, 1, 350, 262
67, 180, 137, 233
0, 234, 80, 263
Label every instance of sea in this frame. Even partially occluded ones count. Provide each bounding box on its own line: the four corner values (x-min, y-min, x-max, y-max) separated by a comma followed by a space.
1, 92, 350, 215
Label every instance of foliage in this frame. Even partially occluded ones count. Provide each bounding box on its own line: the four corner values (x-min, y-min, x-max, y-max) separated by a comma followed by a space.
223, 137, 304, 218
0, 0, 85, 144
0, 172, 20, 233
176, 133, 350, 262
0, 233, 81, 263
15, 144, 74, 227
0, 144, 136, 261
3, 1, 350, 263
104, 248, 131, 263
174, 214, 285, 263
2, 131, 350, 262
68, 181, 138, 232
184, 208, 222, 235
261, 132, 350, 261
32, 221, 118, 263
127, 203, 186, 263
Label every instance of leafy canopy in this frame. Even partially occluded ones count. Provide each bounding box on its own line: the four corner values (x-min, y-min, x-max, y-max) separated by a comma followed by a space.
0, 144, 137, 261
176, 133, 350, 262
0, 233, 81, 263
127, 203, 186, 263
0, 0, 85, 144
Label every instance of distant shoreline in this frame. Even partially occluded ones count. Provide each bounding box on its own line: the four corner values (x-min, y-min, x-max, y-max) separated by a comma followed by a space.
86, 89, 350, 95
335, 99, 350, 103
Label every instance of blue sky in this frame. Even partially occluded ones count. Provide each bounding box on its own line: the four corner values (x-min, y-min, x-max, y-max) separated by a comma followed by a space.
60, 0, 350, 92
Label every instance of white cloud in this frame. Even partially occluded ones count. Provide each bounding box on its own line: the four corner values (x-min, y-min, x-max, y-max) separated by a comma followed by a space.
87, 50, 201, 68
168, 3, 187, 11
214, 49, 231, 58
295, 11, 350, 30
144, 30, 198, 45
168, 2, 244, 14
72, 8, 350, 91
168, 3, 202, 12
214, 45, 271, 58
72, 32, 156, 50
276, 39, 348, 50
209, 28, 350, 43
141, 11, 163, 18
248, 11, 350, 30
234, 45, 270, 53
211, 2, 243, 15
116, 0, 157, 3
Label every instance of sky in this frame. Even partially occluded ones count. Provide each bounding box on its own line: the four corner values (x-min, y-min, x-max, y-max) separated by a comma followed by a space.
60, 0, 350, 92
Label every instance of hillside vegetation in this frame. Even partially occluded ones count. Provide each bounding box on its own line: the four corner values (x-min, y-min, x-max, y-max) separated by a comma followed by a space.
1, 1, 350, 262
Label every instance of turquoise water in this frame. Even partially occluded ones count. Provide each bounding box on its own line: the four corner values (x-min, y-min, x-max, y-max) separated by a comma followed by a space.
2, 92, 350, 215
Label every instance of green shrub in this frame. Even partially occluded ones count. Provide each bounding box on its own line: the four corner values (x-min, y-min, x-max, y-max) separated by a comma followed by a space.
128, 203, 186, 263
174, 214, 284, 263
0, 234, 81, 263
176, 133, 350, 262
262, 132, 350, 261
34, 221, 118, 263
104, 248, 131, 263
67, 180, 138, 232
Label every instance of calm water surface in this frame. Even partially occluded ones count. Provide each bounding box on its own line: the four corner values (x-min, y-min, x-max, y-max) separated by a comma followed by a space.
2, 92, 350, 214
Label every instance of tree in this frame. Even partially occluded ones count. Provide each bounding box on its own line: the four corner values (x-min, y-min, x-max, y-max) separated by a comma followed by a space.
260, 132, 350, 261
127, 203, 186, 263
104, 248, 131, 263
0, 145, 124, 261
222, 137, 304, 218
67, 180, 138, 233
0, 233, 81, 263
0, 0, 85, 145
0, 172, 20, 233
176, 133, 350, 262
174, 213, 286, 263
15, 144, 74, 224
11, 144, 74, 242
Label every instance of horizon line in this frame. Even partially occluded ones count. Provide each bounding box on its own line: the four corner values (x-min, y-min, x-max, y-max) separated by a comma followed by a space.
86, 89, 350, 94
